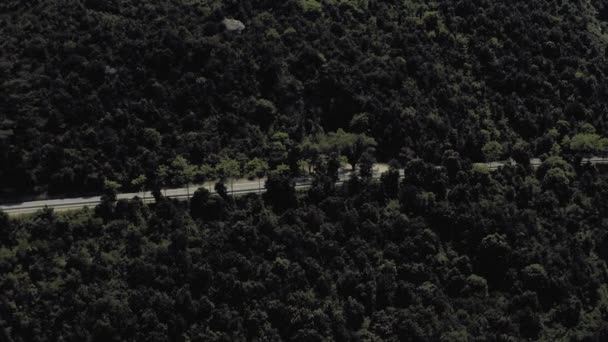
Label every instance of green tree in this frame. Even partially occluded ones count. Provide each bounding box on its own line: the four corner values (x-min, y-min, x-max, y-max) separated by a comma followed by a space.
254, 98, 277, 130
349, 112, 370, 133
482, 141, 503, 161
537, 156, 575, 180
301, 136, 322, 173
103, 179, 121, 201
198, 164, 215, 182
142, 127, 162, 149
171, 156, 197, 199
542, 167, 572, 203
156, 164, 170, 197
511, 140, 531, 166
570, 133, 608, 155
245, 158, 269, 191
131, 174, 147, 201
269, 164, 290, 176
264, 171, 297, 212
216, 158, 241, 193
333, 130, 376, 170
310, 129, 377, 170
358, 148, 376, 180
465, 274, 488, 298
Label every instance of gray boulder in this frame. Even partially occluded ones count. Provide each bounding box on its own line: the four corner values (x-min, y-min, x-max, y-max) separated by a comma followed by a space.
222, 18, 245, 32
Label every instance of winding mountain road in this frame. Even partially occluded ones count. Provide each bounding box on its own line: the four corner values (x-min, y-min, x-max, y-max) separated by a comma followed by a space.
2, 158, 607, 216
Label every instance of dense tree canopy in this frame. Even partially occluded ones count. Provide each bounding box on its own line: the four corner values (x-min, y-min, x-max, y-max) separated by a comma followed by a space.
2, 0, 608, 196
2, 162, 608, 340
3, 0, 608, 340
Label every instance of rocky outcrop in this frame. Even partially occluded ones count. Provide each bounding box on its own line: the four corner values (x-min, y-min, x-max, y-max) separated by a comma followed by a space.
222, 18, 245, 32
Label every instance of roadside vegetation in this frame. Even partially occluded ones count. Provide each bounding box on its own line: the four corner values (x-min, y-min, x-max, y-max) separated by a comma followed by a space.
2, 158, 608, 340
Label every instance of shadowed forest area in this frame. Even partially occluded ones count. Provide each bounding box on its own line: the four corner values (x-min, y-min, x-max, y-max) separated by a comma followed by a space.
2, 0, 608, 195
2, 159, 608, 340
3, 0, 608, 340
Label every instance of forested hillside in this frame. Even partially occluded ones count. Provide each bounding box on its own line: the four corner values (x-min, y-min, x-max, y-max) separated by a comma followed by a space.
2, 0, 608, 195
4, 1, 608, 340
2, 159, 608, 341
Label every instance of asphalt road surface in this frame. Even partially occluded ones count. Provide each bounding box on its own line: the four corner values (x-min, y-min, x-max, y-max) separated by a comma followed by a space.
0, 164, 389, 216
2, 158, 607, 216
477, 157, 608, 170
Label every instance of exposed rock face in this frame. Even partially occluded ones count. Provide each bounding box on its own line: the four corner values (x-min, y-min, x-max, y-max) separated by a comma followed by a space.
222, 18, 245, 32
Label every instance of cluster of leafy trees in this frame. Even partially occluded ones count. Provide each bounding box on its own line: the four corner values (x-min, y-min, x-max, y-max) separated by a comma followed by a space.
2, 157, 608, 340
2, 0, 608, 196
106, 129, 374, 198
